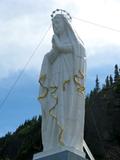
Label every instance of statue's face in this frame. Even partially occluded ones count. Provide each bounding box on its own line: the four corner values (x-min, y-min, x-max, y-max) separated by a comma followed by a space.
52, 15, 65, 35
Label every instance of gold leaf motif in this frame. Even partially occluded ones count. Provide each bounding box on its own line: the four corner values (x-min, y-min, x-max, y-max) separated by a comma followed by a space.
48, 85, 64, 146
40, 74, 46, 82
37, 89, 49, 99
79, 70, 84, 79
63, 80, 70, 91
39, 74, 49, 99
73, 70, 85, 94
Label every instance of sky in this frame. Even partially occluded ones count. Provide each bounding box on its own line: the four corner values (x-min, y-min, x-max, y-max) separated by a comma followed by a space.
0, 0, 120, 137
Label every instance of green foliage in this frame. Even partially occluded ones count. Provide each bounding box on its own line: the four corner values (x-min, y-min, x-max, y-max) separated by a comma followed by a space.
114, 64, 119, 82
94, 75, 100, 92
85, 64, 120, 159
109, 75, 113, 85
0, 116, 42, 160
105, 76, 110, 88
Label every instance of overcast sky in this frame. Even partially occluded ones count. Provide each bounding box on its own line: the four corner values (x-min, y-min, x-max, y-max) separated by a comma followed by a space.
0, 0, 120, 137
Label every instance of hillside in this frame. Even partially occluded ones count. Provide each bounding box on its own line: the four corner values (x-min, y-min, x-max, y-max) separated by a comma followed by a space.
0, 116, 43, 160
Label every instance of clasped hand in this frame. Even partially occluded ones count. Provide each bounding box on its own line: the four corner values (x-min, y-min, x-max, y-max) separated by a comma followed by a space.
52, 34, 61, 52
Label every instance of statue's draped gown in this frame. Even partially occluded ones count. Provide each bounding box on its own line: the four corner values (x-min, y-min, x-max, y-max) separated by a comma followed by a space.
39, 15, 86, 152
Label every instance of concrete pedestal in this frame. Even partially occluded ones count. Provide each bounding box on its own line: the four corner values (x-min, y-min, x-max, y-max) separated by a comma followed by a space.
33, 147, 87, 160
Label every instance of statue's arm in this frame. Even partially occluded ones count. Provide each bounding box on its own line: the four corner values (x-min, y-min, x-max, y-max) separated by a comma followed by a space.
47, 49, 59, 64
57, 43, 73, 53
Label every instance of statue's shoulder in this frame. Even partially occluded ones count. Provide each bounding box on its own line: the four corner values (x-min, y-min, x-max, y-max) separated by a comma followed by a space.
79, 42, 86, 58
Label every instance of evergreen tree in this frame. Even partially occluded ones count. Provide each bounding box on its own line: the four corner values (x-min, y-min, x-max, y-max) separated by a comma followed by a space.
95, 75, 100, 92
114, 64, 119, 82
105, 76, 110, 88
119, 68, 120, 80
109, 75, 113, 85
102, 84, 106, 89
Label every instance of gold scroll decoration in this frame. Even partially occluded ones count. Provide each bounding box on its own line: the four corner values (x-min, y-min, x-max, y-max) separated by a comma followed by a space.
73, 70, 85, 94
49, 86, 64, 146
63, 80, 70, 91
38, 74, 49, 100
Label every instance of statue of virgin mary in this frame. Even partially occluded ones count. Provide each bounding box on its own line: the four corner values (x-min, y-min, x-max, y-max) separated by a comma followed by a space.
38, 10, 86, 153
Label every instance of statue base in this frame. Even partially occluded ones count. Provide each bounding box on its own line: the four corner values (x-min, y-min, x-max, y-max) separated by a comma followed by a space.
33, 147, 87, 160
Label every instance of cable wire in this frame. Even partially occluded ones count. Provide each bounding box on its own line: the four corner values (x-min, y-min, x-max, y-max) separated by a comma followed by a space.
0, 24, 51, 111
73, 17, 120, 32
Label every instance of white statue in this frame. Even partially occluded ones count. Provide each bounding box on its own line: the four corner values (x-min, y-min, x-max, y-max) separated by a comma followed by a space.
38, 10, 86, 153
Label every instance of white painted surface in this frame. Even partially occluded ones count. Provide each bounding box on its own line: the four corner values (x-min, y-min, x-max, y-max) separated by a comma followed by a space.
38, 14, 86, 153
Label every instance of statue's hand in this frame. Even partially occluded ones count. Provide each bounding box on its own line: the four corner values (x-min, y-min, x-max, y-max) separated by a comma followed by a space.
52, 34, 73, 53
52, 34, 61, 51
52, 36, 55, 49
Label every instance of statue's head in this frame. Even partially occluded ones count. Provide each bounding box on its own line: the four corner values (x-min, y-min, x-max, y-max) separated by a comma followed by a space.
51, 10, 72, 36
52, 14, 66, 36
